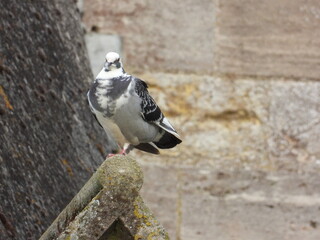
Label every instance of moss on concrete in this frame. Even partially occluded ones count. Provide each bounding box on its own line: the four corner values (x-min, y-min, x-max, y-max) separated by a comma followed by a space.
40, 155, 169, 240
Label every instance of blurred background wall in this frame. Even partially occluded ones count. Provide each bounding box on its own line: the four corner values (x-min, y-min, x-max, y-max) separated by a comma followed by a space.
79, 0, 320, 239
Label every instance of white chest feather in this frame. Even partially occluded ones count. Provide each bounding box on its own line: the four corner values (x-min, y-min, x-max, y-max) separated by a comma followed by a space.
94, 110, 127, 147
96, 68, 123, 79
95, 80, 113, 109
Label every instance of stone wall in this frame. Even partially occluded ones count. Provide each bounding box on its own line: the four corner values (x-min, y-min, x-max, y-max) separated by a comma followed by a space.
0, 1, 108, 239
82, 0, 320, 239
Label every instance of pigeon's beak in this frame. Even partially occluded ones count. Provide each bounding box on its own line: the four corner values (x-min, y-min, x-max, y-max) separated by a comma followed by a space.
104, 61, 122, 71
104, 62, 111, 72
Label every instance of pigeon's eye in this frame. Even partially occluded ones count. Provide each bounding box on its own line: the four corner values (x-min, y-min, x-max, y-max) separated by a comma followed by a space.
114, 58, 120, 63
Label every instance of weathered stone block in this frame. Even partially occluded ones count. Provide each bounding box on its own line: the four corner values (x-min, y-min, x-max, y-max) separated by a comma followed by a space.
268, 81, 320, 171
0, 1, 107, 239
215, 0, 320, 79
180, 168, 320, 240
84, 0, 320, 79
128, 73, 320, 239
83, 0, 215, 73
81, 1, 320, 239
40, 156, 169, 240
131, 73, 320, 173
139, 164, 320, 239
140, 164, 179, 239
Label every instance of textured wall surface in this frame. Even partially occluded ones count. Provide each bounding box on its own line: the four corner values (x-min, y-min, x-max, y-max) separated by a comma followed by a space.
82, 0, 320, 239
132, 74, 320, 239
0, 1, 108, 239
83, 0, 320, 79
215, 0, 320, 79
83, 0, 215, 74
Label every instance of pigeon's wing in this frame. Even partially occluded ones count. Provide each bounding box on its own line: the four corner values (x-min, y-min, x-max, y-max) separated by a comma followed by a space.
134, 142, 160, 154
87, 90, 103, 128
134, 78, 182, 142
134, 78, 162, 122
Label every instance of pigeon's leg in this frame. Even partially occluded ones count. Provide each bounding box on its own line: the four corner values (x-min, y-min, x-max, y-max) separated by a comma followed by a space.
107, 145, 123, 158
107, 144, 133, 157
107, 153, 116, 158
122, 143, 134, 155
118, 149, 126, 155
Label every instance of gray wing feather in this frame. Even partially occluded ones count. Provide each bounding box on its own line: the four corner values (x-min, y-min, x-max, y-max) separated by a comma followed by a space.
134, 78, 181, 140
134, 78, 163, 122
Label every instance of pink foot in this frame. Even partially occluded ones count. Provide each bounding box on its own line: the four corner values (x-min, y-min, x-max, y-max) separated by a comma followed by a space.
107, 153, 116, 158
107, 149, 127, 158
119, 149, 127, 155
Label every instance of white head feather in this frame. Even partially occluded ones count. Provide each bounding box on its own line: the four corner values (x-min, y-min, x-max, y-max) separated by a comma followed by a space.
96, 52, 124, 79
105, 52, 120, 63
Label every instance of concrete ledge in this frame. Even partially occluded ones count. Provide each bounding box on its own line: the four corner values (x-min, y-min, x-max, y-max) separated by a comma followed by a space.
40, 155, 169, 240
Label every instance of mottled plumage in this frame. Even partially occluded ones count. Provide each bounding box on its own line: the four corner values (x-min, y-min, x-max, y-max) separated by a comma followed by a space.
87, 52, 182, 155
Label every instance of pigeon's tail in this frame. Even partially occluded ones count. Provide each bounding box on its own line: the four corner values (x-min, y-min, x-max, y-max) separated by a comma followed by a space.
154, 131, 182, 149
134, 142, 160, 155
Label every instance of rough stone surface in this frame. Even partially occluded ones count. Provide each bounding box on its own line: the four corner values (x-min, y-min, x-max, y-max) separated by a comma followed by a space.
82, 1, 320, 233
131, 73, 320, 172
40, 155, 169, 240
140, 165, 320, 240
0, 1, 109, 239
132, 72, 320, 239
122, 196, 170, 240
4, 0, 317, 239
40, 155, 143, 240
140, 164, 179, 239
83, 0, 320, 79
83, 0, 215, 74
179, 168, 320, 240
268, 82, 320, 172
82, 0, 320, 237
215, 0, 320, 79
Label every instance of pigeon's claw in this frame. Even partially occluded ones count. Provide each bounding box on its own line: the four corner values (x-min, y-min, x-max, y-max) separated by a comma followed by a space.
107, 148, 127, 158
119, 148, 127, 155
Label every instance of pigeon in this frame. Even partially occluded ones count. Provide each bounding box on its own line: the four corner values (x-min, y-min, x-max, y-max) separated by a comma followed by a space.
87, 52, 182, 155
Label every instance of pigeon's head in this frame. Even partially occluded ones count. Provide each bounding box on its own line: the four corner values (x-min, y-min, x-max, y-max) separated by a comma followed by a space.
104, 52, 122, 72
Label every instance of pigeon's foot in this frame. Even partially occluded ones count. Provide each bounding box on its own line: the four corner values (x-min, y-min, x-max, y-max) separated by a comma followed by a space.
107, 149, 126, 158
106, 143, 134, 158
107, 153, 116, 158
119, 148, 127, 155
123, 143, 134, 155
